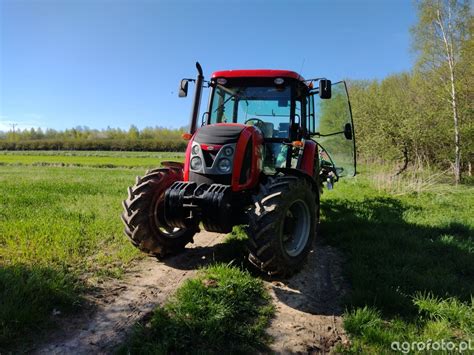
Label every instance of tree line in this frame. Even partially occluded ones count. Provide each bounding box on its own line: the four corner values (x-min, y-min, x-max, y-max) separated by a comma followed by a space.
0, 126, 188, 151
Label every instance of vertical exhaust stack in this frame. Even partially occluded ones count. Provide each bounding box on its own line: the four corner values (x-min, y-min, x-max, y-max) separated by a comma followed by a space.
189, 62, 204, 134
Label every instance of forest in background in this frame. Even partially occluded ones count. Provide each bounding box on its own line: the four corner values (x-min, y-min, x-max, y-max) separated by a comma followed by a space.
0, 126, 188, 151
1, 1, 472, 181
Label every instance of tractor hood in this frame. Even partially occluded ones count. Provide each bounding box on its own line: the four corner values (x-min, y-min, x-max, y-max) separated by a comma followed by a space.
194, 123, 246, 145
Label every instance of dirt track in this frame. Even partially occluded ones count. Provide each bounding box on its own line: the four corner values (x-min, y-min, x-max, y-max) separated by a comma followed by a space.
33, 232, 347, 354
267, 245, 349, 353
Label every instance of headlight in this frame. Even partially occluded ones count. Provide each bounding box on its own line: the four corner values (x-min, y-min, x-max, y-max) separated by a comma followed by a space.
192, 144, 200, 155
190, 157, 202, 170
223, 146, 234, 156
217, 158, 231, 173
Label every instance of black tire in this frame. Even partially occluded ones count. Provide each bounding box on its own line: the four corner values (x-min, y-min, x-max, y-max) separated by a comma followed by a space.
247, 174, 319, 276
121, 167, 197, 257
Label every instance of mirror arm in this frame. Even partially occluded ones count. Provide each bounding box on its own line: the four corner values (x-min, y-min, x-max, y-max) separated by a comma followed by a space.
313, 131, 345, 137
304, 77, 326, 83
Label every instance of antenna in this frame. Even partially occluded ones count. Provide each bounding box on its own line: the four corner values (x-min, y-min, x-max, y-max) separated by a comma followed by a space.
11, 123, 17, 133
298, 58, 306, 76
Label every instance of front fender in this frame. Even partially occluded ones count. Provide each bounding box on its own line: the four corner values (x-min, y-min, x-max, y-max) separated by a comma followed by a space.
275, 167, 319, 194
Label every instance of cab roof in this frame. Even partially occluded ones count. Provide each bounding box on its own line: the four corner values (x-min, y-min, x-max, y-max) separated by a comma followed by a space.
211, 69, 304, 82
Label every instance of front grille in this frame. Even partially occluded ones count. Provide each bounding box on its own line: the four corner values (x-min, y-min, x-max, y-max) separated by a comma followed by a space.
189, 171, 231, 186
203, 150, 217, 167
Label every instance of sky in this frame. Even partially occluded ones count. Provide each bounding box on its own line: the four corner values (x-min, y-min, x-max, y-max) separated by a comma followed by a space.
0, 0, 417, 132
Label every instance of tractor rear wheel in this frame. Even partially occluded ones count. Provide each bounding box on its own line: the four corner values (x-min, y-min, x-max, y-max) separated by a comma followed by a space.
121, 167, 197, 257
247, 175, 318, 276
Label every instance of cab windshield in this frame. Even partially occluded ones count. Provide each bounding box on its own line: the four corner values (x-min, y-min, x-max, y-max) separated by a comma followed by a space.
209, 85, 292, 139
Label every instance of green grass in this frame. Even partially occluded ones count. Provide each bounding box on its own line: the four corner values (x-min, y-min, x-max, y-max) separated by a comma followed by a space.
0, 150, 184, 168
119, 264, 274, 354
321, 168, 474, 353
0, 164, 149, 348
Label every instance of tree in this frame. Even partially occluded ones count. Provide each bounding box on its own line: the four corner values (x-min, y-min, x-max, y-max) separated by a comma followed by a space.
128, 125, 140, 140
412, 0, 472, 183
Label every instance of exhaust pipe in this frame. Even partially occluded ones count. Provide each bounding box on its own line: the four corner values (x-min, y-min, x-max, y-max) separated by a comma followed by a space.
189, 62, 204, 134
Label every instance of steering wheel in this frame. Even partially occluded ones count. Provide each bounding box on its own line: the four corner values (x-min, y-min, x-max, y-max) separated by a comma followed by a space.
244, 118, 266, 130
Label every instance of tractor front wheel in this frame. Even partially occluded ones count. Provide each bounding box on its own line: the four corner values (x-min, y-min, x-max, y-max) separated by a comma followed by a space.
121, 167, 197, 257
247, 175, 318, 276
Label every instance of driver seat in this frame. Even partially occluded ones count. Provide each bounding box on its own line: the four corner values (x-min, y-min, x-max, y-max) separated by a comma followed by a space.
260, 122, 274, 138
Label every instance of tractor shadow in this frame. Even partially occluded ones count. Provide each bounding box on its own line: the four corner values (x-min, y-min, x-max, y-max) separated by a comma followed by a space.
162, 231, 250, 271
269, 240, 348, 316
271, 196, 473, 318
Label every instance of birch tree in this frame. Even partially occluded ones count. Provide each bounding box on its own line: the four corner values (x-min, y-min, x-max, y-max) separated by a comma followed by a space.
412, 0, 471, 183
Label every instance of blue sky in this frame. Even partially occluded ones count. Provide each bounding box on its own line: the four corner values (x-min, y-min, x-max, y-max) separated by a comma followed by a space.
0, 0, 417, 132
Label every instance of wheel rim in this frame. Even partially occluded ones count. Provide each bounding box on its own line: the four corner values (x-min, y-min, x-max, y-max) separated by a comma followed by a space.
281, 199, 311, 257
154, 198, 186, 238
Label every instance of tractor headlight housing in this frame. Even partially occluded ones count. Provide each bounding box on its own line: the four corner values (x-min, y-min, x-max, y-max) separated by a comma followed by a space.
217, 158, 231, 173
223, 146, 234, 156
192, 144, 200, 155
190, 156, 202, 170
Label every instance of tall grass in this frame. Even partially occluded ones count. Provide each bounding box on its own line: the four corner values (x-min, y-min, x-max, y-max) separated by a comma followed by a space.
362, 161, 455, 195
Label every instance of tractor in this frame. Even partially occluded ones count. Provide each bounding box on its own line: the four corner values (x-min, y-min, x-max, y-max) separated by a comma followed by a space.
121, 63, 356, 275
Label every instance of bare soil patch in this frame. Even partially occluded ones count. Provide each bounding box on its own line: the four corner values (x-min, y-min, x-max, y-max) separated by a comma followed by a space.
266, 244, 349, 354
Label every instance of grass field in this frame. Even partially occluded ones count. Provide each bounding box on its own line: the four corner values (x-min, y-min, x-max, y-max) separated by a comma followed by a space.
0, 151, 473, 352
0, 151, 183, 348
0, 150, 184, 168
322, 169, 474, 353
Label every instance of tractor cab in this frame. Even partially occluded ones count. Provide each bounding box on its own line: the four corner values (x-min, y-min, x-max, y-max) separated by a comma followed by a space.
207, 70, 308, 174
180, 65, 356, 184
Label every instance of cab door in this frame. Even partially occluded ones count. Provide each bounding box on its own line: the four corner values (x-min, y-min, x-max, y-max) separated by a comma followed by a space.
313, 81, 356, 177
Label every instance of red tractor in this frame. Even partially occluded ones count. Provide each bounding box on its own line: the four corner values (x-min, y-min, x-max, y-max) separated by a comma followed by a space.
122, 63, 356, 275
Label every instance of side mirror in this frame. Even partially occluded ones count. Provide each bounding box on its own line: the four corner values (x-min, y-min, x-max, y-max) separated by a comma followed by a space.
178, 79, 189, 98
319, 79, 331, 99
201, 112, 209, 126
344, 123, 353, 140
